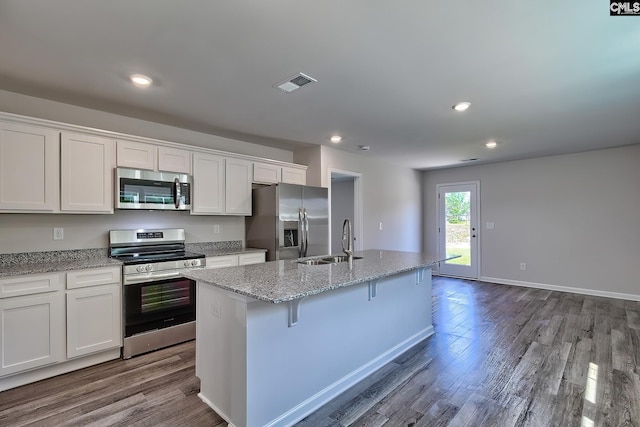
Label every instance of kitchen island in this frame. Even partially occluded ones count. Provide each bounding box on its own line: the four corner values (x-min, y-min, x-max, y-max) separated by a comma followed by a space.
183, 250, 446, 427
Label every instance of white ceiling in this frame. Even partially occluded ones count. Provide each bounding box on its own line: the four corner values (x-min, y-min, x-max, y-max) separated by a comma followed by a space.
1, 1, 639, 170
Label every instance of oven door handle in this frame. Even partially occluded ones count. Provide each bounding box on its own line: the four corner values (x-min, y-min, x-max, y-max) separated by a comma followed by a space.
124, 271, 182, 285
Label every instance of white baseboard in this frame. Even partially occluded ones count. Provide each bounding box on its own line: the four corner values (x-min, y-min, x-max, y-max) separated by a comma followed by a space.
479, 276, 640, 302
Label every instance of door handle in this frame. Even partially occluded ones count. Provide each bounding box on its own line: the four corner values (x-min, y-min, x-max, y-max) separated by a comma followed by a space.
303, 209, 309, 257
298, 209, 304, 257
174, 178, 181, 209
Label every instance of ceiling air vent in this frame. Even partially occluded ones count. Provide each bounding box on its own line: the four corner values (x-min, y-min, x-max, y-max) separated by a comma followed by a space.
273, 73, 317, 93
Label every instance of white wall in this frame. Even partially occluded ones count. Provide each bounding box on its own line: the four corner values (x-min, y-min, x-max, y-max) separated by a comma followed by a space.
330, 179, 355, 254
315, 146, 422, 252
0, 212, 243, 253
0, 90, 293, 162
422, 145, 640, 299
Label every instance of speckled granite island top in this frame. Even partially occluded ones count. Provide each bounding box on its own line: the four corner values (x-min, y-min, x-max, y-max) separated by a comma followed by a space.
183, 250, 445, 303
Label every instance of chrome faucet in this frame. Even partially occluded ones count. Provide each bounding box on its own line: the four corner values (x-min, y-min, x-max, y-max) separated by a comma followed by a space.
342, 219, 353, 266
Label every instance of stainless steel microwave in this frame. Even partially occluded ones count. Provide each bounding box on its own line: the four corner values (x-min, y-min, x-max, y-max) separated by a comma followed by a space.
115, 168, 192, 210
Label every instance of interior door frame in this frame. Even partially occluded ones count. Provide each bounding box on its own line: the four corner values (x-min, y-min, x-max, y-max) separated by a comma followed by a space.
328, 168, 363, 252
436, 181, 480, 279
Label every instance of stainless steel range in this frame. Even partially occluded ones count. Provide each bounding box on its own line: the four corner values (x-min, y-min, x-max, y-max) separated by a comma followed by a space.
109, 228, 206, 358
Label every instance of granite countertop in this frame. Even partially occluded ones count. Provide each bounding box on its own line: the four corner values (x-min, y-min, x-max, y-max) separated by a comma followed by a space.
0, 249, 122, 278
183, 249, 446, 304
0, 242, 267, 278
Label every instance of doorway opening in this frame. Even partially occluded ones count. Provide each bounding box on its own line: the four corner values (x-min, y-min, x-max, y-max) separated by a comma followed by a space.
329, 169, 363, 254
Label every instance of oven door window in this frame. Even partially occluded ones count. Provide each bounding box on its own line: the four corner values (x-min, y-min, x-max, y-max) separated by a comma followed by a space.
124, 277, 195, 336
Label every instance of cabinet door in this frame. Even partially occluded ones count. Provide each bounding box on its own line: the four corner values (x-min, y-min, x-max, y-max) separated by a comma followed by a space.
0, 122, 60, 211
205, 255, 239, 269
238, 252, 266, 266
282, 167, 307, 185
158, 147, 191, 174
61, 132, 115, 213
225, 158, 252, 215
253, 162, 281, 184
0, 293, 64, 377
116, 140, 157, 170
192, 152, 225, 214
66, 285, 121, 359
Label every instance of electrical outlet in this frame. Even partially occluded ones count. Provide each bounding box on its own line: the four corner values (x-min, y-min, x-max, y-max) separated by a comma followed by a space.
486, 222, 495, 230
520, 263, 526, 271
379, 222, 383, 231
213, 224, 220, 234
53, 228, 64, 241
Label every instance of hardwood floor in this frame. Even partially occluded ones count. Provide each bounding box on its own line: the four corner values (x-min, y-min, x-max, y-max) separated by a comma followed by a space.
1, 277, 639, 426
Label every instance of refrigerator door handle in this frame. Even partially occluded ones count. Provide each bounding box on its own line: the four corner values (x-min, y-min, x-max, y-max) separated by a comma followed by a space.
298, 208, 304, 258
303, 209, 309, 257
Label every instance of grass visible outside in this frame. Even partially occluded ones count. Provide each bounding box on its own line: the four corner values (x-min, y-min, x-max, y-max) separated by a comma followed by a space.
446, 246, 470, 265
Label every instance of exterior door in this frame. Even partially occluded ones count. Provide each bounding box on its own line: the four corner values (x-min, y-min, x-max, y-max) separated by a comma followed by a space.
437, 182, 479, 279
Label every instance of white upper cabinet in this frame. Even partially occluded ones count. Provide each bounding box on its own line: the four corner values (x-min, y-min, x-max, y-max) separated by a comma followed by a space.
225, 158, 252, 215
158, 146, 191, 174
282, 166, 306, 185
253, 162, 281, 184
117, 141, 192, 174
0, 121, 60, 212
116, 140, 157, 171
192, 152, 225, 214
61, 132, 115, 213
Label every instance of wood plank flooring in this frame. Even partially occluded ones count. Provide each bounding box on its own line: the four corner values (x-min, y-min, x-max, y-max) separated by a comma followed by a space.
1, 277, 639, 426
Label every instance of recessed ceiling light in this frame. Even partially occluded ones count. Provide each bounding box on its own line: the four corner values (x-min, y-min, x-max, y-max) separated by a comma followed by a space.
130, 74, 153, 88
452, 102, 471, 112
330, 135, 342, 143
485, 140, 497, 149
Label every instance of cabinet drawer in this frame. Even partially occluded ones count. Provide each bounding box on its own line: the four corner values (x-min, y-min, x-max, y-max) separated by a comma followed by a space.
238, 253, 266, 266
66, 267, 121, 290
205, 255, 239, 269
0, 273, 62, 299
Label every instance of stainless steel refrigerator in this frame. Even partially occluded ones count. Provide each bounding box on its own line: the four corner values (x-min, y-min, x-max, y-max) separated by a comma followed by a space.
246, 183, 329, 261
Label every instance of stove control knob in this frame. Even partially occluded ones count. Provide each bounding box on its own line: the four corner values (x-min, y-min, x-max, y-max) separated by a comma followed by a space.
136, 265, 145, 272
184, 260, 191, 267
191, 259, 200, 267
145, 264, 153, 272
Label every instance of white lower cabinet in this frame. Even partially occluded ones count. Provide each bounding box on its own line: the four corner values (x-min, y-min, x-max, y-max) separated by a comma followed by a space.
0, 266, 122, 390
206, 255, 239, 269
238, 252, 266, 265
206, 252, 265, 269
66, 284, 121, 359
0, 292, 65, 377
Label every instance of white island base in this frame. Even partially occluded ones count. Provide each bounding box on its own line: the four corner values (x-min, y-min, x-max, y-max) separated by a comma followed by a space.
195, 268, 433, 427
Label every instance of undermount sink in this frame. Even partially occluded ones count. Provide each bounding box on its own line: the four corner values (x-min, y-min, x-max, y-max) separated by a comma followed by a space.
296, 255, 363, 265
321, 255, 363, 263
296, 259, 335, 265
